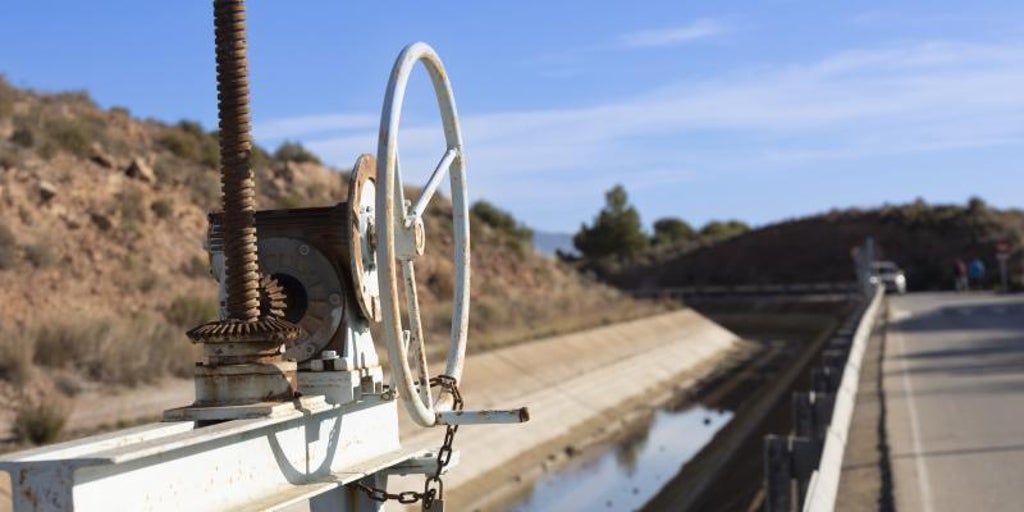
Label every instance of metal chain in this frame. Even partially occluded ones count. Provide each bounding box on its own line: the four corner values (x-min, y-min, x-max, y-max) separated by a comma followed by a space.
353, 375, 464, 510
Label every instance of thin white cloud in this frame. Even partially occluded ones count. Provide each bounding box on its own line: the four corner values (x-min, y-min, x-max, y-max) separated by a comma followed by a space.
260, 40, 1024, 229
253, 112, 377, 141
618, 19, 725, 48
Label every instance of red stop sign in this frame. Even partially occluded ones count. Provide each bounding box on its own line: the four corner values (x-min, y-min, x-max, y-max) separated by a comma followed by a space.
997, 241, 1010, 257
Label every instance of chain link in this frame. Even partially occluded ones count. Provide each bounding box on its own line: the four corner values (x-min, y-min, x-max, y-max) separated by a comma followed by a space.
353, 375, 464, 509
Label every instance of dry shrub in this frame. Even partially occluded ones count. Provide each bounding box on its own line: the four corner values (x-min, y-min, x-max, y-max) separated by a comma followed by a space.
25, 241, 57, 268
34, 320, 112, 369
426, 262, 455, 299
33, 316, 199, 386
0, 222, 17, 270
13, 395, 68, 445
165, 294, 217, 327
11, 127, 34, 148
43, 117, 93, 158
182, 254, 211, 279
137, 272, 159, 293
120, 183, 147, 221
0, 75, 13, 117
92, 319, 198, 384
0, 330, 34, 386
150, 198, 173, 219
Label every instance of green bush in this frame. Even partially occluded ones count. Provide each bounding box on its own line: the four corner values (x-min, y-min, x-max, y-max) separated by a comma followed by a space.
44, 118, 92, 158
273, 141, 321, 164
157, 122, 219, 168
176, 119, 205, 138
251, 144, 273, 170
698, 219, 749, 239
52, 89, 95, 108
471, 201, 530, 238
109, 105, 131, 117
573, 184, 648, 262
651, 217, 695, 246
470, 200, 533, 256
157, 128, 200, 160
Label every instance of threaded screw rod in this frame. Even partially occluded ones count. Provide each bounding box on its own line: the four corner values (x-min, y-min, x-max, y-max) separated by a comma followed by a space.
187, 0, 302, 354
214, 0, 260, 322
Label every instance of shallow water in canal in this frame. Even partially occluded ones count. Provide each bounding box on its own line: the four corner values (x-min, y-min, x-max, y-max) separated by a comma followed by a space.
507, 404, 733, 511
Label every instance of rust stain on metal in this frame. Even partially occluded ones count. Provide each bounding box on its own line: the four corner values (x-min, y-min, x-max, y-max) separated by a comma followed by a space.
518, 407, 531, 422
17, 469, 36, 509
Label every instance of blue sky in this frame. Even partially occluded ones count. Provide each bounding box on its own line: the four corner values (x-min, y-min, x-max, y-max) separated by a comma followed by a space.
2, 1, 1023, 232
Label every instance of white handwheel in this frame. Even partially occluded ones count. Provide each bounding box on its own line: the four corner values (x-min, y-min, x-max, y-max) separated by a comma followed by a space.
376, 42, 469, 427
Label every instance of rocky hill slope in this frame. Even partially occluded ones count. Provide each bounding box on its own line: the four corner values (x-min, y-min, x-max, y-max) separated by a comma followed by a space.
612, 200, 1024, 292
0, 77, 662, 418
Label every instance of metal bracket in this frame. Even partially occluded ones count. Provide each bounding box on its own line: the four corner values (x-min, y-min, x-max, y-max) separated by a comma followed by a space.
436, 407, 530, 425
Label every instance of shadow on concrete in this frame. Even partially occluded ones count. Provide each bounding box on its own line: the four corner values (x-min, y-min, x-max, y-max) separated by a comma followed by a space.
890, 301, 1024, 333
886, 336, 1024, 379
890, 442, 1024, 462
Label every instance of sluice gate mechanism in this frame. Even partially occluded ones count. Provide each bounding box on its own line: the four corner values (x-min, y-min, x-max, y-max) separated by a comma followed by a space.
0, 1, 527, 510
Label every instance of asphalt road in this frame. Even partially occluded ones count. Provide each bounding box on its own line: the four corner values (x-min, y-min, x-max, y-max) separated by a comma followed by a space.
886, 292, 1024, 512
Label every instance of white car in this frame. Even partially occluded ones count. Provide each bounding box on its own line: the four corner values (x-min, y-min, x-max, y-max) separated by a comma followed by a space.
871, 261, 907, 294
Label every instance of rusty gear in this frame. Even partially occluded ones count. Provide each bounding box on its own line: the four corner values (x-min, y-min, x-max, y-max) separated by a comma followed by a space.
259, 274, 287, 319
187, 316, 301, 344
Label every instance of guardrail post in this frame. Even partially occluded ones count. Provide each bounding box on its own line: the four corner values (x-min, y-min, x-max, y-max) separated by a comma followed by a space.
764, 435, 793, 512
793, 392, 835, 440
820, 348, 846, 372
811, 367, 840, 393
765, 434, 825, 512
827, 335, 851, 351
790, 437, 820, 508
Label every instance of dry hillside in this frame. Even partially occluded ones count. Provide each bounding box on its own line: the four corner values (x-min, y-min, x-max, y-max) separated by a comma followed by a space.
613, 200, 1024, 292
0, 77, 664, 441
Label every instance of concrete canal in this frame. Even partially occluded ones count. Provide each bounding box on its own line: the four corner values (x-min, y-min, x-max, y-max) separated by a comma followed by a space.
492, 296, 854, 512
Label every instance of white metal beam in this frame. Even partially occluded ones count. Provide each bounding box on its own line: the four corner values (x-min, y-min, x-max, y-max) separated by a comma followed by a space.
1, 397, 417, 511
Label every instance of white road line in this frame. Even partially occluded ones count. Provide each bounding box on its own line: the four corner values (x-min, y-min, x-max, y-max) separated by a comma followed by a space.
893, 325, 936, 512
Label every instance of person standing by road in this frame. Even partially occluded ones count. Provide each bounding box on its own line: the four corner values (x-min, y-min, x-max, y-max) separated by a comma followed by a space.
968, 257, 986, 290
954, 258, 968, 291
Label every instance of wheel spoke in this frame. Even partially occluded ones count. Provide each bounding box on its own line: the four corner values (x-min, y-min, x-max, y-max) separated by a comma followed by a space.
406, 146, 458, 228
401, 260, 431, 405
394, 154, 409, 224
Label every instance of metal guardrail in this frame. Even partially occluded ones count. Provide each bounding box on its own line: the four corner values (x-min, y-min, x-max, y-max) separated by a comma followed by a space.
763, 285, 884, 511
